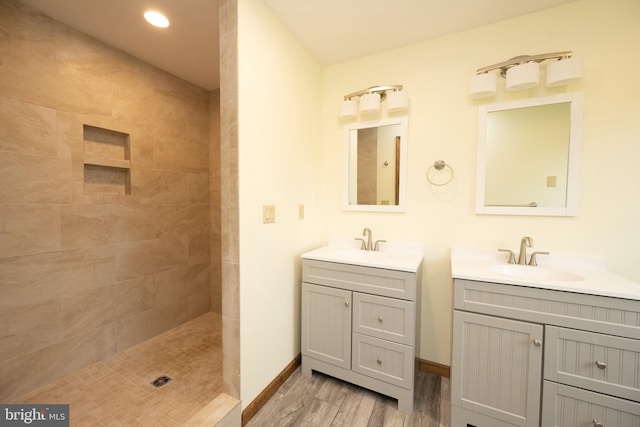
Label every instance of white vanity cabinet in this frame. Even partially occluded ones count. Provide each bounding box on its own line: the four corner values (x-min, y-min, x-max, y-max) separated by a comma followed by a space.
301, 258, 422, 413
451, 279, 640, 427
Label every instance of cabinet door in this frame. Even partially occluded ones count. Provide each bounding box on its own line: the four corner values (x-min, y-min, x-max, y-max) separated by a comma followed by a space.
452, 311, 543, 427
301, 283, 351, 369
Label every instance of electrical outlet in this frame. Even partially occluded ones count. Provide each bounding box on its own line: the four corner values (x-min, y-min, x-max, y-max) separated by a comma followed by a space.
298, 204, 304, 220
263, 205, 275, 224
546, 176, 557, 187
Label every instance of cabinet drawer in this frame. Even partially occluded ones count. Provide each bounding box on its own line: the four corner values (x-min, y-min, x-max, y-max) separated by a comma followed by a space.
303, 259, 416, 301
353, 293, 415, 345
545, 326, 640, 401
352, 333, 413, 389
542, 381, 640, 427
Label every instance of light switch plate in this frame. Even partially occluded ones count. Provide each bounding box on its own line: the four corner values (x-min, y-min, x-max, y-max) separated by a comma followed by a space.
546, 176, 557, 187
263, 205, 275, 224
298, 204, 304, 220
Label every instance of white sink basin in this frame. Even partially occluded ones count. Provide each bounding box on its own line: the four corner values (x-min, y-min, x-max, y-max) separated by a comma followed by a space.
488, 264, 583, 282
301, 241, 424, 273
335, 249, 391, 261
451, 247, 640, 300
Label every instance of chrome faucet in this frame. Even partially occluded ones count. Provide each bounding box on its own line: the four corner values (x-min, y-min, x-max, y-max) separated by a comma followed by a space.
518, 236, 533, 265
362, 228, 372, 251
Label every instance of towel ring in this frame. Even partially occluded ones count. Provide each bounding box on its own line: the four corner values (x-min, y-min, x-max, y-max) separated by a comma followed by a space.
426, 160, 454, 186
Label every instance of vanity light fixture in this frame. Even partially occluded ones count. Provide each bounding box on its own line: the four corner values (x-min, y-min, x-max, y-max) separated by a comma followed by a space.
144, 10, 170, 28
339, 85, 408, 119
469, 51, 582, 99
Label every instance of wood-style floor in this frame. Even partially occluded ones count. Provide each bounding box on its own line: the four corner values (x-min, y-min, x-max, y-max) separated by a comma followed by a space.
246, 367, 450, 427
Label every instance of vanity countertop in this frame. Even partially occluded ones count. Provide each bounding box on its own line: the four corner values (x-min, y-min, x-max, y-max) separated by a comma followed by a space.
302, 240, 424, 273
451, 247, 640, 301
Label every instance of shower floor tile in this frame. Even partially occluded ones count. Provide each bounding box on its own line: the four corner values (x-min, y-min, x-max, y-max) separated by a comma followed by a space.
11, 312, 222, 426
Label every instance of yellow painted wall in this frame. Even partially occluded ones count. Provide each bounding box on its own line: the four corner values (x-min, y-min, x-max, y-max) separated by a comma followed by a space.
319, 0, 640, 366
237, 0, 324, 407
237, 0, 640, 407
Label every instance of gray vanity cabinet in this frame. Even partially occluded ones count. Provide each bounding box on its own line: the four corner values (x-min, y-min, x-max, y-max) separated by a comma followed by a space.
451, 311, 543, 427
301, 283, 352, 369
301, 259, 420, 413
451, 278, 640, 427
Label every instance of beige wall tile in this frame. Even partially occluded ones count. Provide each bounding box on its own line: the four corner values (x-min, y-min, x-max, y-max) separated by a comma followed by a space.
60, 203, 112, 248
61, 202, 156, 249
111, 87, 155, 133
109, 203, 156, 243
188, 112, 211, 146
0, 152, 72, 204
57, 112, 84, 181
156, 263, 210, 307
0, 53, 113, 116
115, 300, 188, 352
128, 132, 155, 170
221, 316, 240, 399
111, 276, 157, 319
62, 284, 115, 339
156, 204, 210, 240
188, 234, 211, 265
154, 137, 209, 174
187, 288, 212, 319
221, 263, 240, 322
188, 173, 210, 204
219, 0, 239, 400
133, 168, 190, 205
0, 204, 60, 257
0, 298, 63, 361
0, 246, 116, 310
221, 207, 239, 264
115, 237, 188, 282
115, 240, 161, 281
62, 275, 156, 339
0, 0, 57, 60
0, 96, 58, 157
54, 24, 146, 90
0, 324, 117, 401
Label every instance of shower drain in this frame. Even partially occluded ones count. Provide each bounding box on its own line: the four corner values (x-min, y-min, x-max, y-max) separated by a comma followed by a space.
151, 375, 172, 388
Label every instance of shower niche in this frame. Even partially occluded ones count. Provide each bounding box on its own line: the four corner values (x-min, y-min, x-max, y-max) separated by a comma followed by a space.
83, 125, 131, 195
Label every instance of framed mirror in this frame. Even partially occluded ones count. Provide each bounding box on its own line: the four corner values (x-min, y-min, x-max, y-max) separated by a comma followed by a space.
343, 116, 408, 212
475, 92, 583, 216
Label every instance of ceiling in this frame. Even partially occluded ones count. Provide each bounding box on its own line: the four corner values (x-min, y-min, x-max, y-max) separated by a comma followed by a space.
18, 0, 580, 91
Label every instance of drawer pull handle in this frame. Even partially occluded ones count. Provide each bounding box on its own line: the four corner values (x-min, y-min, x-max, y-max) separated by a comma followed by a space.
592, 419, 603, 427
595, 361, 607, 369
344, 301, 350, 308
533, 339, 542, 347
376, 358, 383, 365
378, 316, 383, 322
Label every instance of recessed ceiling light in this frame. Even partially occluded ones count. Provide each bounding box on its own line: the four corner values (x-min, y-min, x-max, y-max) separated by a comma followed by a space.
144, 11, 170, 28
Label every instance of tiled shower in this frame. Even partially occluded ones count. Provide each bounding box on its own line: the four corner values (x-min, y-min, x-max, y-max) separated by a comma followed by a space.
0, 0, 235, 413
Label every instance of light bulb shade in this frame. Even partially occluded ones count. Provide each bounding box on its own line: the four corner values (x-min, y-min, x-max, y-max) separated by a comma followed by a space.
545, 57, 582, 87
386, 90, 409, 112
468, 73, 497, 99
339, 99, 357, 118
359, 92, 381, 114
506, 62, 540, 91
